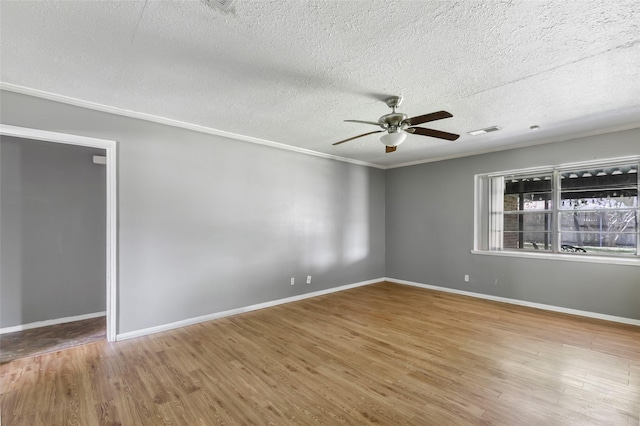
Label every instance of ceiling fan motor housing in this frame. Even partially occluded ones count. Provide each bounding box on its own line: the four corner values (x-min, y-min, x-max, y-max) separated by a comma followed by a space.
379, 112, 408, 129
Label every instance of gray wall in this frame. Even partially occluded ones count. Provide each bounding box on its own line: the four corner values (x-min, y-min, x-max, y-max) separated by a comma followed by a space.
386, 128, 640, 320
0, 90, 386, 334
1, 135, 106, 327
2, 88, 636, 335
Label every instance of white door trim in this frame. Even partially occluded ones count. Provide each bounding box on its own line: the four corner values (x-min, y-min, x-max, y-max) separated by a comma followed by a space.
0, 124, 118, 341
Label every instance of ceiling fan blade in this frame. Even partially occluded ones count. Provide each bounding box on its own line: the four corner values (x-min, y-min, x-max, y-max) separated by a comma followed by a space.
406, 111, 453, 126
332, 130, 384, 146
344, 119, 383, 126
386, 146, 397, 153
407, 127, 460, 141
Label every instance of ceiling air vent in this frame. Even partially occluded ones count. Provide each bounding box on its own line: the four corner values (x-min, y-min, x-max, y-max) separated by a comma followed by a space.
467, 126, 500, 136
203, 0, 235, 12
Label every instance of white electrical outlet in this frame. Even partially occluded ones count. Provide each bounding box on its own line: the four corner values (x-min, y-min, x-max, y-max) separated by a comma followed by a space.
464, 275, 469, 282
290, 277, 295, 286
306, 275, 312, 284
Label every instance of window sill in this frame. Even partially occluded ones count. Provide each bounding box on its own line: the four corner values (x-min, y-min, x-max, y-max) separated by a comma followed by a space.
470, 249, 640, 267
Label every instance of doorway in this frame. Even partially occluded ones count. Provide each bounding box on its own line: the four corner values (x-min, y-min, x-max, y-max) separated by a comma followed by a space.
0, 124, 117, 346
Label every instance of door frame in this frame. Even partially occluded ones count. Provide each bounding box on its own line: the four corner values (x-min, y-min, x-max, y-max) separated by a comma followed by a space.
0, 124, 118, 341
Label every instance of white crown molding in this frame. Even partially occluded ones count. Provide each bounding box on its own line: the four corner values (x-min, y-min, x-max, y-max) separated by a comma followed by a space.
386, 278, 640, 327
5, 83, 637, 172
116, 278, 382, 341
0, 82, 385, 170
0, 312, 106, 334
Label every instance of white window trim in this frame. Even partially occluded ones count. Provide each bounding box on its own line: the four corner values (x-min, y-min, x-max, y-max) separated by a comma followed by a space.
470, 249, 640, 266
473, 155, 640, 267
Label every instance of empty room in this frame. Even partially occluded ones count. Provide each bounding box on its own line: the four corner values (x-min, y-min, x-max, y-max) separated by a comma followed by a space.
1, 1, 638, 424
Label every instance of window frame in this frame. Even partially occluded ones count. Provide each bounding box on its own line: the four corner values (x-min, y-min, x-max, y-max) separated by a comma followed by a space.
473, 156, 640, 267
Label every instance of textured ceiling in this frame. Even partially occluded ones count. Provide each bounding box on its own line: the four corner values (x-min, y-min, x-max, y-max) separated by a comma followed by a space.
1, 0, 639, 167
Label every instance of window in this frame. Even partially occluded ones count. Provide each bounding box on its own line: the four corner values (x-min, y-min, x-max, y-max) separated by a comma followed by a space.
475, 157, 639, 261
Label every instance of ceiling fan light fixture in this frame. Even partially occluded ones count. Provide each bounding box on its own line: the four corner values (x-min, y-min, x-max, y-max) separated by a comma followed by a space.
380, 131, 407, 147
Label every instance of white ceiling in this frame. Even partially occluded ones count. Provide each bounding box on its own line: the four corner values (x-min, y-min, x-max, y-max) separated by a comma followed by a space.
1, 0, 639, 168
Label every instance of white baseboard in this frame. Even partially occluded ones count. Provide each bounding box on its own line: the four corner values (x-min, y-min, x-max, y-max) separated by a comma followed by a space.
385, 277, 640, 327
116, 278, 381, 341
0, 311, 107, 334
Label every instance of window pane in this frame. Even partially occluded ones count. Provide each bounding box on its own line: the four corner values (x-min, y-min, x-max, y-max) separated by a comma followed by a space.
504, 193, 552, 211
560, 210, 637, 255
503, 212, 552, 250
504, 232, 552, 250
559, 211, 638, 233
560, 233, 637, 256
504, 174, 553, 212
560, 165, 638, 210
560, 195, 637, 210
504, 213, 551, 232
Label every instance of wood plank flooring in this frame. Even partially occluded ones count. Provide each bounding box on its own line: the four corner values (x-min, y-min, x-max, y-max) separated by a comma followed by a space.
0, 316, 106, 364
1, 282, 639, 425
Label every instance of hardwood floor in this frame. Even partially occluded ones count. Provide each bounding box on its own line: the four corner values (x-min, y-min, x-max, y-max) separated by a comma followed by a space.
0, 316, 106, 364
1, 282, 638, 425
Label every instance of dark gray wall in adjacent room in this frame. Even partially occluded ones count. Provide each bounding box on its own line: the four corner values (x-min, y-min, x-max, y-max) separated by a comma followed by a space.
1, 90, 386, 335
386, 128, 640, 320
0, 135, 106, 327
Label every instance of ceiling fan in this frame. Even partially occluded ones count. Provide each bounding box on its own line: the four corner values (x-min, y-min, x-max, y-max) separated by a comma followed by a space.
333, 96, 460, 153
